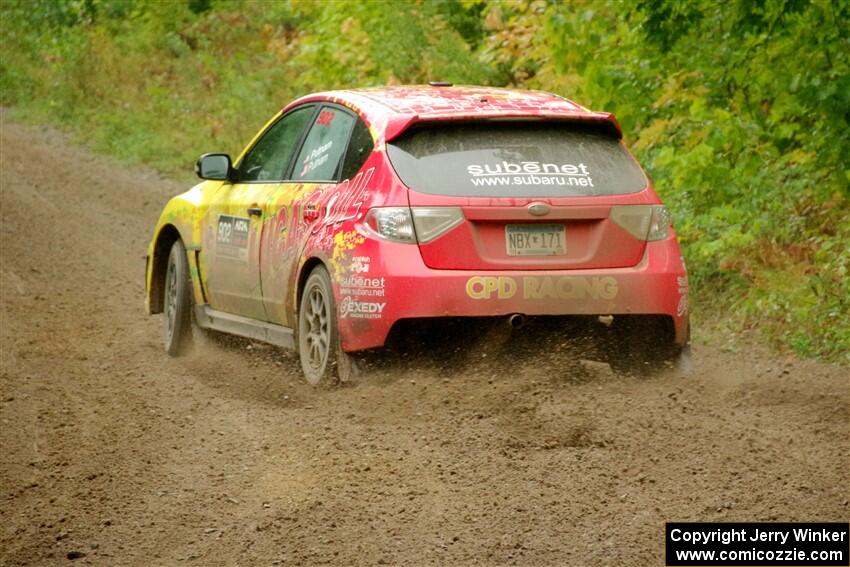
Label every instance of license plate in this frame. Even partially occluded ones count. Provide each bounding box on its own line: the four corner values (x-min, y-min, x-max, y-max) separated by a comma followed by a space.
506, 224, 566, 256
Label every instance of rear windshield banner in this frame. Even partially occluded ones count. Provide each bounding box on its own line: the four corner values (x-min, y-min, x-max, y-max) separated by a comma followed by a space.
466, 160, 595, 189
387, 123, 647, 198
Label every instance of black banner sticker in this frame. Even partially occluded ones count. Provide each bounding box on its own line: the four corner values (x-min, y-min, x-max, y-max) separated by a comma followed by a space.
666, 522, 849, 566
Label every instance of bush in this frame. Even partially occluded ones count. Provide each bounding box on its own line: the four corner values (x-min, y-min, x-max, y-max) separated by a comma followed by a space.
2, 0, 847, 362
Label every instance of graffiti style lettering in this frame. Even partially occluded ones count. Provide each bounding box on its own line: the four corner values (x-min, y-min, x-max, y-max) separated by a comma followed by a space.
311, 167, 375, 234
333, 167, 374, 223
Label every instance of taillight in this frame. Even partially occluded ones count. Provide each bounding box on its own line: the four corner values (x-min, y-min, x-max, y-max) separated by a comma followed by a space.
364, 207, 463, 244
364, 207, 416, 243
610, 205, 672, 241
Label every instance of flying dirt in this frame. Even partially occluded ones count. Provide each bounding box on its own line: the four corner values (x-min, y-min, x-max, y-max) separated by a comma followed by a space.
1, 113, 848, 566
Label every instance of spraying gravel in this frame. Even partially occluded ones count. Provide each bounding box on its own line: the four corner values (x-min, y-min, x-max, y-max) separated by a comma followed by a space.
1, 115, 847, 566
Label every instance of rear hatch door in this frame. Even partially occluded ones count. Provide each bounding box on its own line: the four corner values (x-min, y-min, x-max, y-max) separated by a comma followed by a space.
387, 121, 652, 270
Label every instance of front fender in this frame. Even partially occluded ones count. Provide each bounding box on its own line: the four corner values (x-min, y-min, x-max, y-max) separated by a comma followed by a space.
145, 181, 220, 313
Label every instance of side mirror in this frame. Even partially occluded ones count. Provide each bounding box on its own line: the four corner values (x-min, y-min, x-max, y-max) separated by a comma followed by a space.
195, 153, 233, 181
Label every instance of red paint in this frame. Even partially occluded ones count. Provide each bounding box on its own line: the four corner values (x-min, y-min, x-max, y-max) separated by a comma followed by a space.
285, 85, 622, 139
315, 110, 336, 126
267, 86, 688, 352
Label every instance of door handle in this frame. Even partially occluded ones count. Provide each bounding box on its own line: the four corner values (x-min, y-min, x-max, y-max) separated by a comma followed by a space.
247, 206, 262, 217
303, 202, 320, 221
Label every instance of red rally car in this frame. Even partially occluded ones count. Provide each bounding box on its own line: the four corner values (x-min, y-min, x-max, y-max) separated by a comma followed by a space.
145, 85, 690, 384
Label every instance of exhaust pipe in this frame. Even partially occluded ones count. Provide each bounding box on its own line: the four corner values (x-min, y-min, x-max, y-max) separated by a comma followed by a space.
508, 314, 526, 329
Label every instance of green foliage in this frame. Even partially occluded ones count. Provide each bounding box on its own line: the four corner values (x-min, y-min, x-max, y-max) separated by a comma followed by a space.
458, 0, 850, 363
0, 0, 493, 172
1, 0, 847, 362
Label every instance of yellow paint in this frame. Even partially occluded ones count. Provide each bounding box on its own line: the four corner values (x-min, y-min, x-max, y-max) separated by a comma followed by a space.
334, 229, 366, 252
146, 104, 379, 320
523, 276, 618, 300
145, 180, 222, 312
328, 229, 366, 282
466, 276, 517, 300
465, 276, 619, 301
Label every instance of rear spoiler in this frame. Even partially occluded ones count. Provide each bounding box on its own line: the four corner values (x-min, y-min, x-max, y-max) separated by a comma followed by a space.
383, 112, 623, 143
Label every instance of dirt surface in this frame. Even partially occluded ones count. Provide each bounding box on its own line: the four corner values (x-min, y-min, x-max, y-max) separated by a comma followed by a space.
1, 114, 848, 567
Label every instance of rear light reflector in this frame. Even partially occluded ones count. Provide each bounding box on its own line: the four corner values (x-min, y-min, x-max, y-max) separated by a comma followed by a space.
610, 205, 672, 241
411, 207, 463, 243
646, 205, 672, 241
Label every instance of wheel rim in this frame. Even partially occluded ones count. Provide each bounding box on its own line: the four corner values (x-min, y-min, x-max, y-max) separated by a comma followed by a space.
165, 257, 177, 337
303, 283, 330, 372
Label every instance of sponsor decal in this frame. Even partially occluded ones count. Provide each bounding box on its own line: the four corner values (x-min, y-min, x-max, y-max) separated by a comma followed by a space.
300, 140, 333, 177
350, 255, 370, 274
216, 215, 250, 262
523, 276, 618, 300
339, 296, 386, 319
466, 275, 618, 301
466, 276, 517, 300
340, 271, 385, 298
467, 161, 594, 188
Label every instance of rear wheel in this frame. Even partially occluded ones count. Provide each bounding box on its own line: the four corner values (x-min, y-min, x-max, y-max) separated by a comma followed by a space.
163, 239, 193, 356
298, 266, 358, 385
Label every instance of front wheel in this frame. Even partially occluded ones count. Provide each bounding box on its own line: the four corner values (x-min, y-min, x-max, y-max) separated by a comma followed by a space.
297, 266, 358, 385
163, 239, 193, 356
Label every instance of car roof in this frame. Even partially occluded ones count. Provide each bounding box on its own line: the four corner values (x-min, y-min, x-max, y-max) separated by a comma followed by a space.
283, 85, 622, 141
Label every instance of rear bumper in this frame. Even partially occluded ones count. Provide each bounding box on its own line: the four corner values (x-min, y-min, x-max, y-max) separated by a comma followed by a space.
335, 237, 689, 352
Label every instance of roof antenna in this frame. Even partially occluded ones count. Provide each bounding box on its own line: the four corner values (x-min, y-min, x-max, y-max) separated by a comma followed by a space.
428, 81, 453, 87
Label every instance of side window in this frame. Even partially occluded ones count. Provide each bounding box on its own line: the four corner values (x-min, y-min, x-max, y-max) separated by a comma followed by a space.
238, 107, 313, 182
340, 118, 374, 180
291, 107, 355, 182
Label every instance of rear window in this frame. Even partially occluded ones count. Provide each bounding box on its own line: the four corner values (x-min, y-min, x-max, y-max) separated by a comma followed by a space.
387, 122, 646, 197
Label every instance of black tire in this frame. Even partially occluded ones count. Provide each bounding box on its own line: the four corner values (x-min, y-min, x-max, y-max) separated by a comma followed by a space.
162, 239, 193, 356
298, 266, 358, 385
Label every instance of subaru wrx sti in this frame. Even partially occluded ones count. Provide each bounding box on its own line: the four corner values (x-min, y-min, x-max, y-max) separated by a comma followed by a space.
145, 85, 690, 384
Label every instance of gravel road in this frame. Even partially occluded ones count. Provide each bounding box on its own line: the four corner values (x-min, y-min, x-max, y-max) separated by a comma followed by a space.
1, 115, 847, 566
